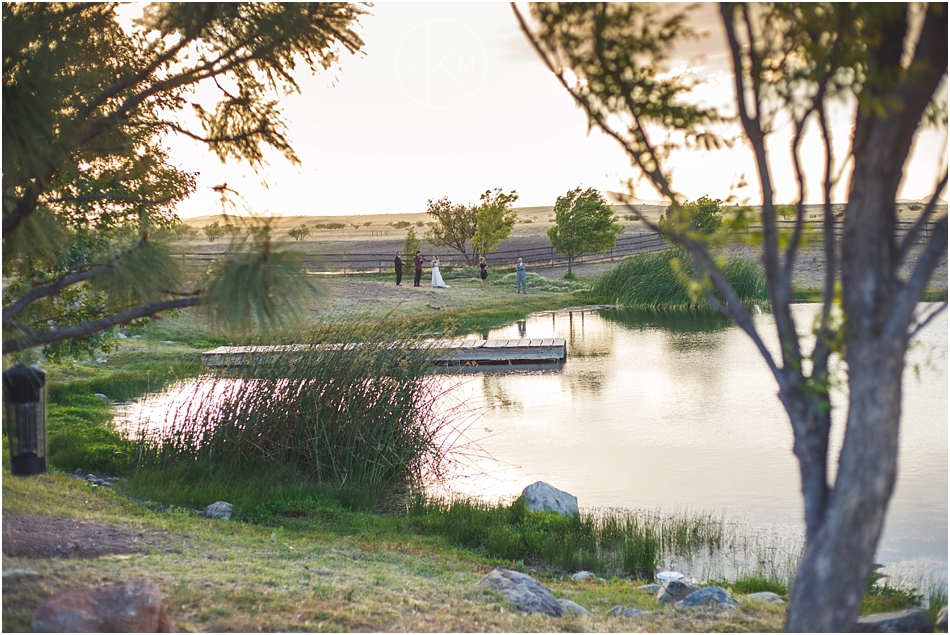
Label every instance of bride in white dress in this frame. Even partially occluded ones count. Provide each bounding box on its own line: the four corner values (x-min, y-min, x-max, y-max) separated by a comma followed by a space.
431, 257, 450, 288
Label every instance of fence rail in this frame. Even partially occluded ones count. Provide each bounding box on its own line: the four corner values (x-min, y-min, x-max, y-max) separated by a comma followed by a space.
171, 220, 940, 274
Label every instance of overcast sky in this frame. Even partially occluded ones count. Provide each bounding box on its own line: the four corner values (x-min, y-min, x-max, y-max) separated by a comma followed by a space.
163, 3, 948, 219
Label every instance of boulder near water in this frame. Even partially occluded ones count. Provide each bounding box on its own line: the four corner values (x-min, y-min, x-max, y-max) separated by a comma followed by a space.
521, 482, 578, 517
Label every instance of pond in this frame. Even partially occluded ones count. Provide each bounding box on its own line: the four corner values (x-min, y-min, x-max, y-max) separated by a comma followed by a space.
114, 304, 947, 587
437, 304, 947, 587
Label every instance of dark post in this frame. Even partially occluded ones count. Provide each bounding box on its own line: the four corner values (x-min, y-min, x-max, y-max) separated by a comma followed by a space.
3, 363, 48, 476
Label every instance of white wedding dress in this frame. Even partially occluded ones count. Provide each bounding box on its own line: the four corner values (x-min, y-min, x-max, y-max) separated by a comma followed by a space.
431, 262, 449, 288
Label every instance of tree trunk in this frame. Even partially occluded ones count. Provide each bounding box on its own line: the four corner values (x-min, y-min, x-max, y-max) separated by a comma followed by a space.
785, 337, 905, 631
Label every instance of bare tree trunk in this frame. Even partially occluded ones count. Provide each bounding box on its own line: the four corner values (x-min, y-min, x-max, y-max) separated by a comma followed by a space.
786, 338, 905, 631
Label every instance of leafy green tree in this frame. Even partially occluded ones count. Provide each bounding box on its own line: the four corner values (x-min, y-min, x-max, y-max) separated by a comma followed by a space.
658, 196, 724, 237
426, 189, 520, 264
3, 3, 365, 356
288, 223, 311, 241
202, 221, 226, 242
548, 187, 622, 276
401, 228, 422, 270
472, 188, 519, 256
424, 197, 478, 264
518, 3, 947, 630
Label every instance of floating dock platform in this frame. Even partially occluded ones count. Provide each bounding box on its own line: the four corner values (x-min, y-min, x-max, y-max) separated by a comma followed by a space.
201, 338, 567, 369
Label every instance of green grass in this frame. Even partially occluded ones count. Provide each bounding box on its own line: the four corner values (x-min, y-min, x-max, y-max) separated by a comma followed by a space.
592, 248, 768, 309
135, 320, 465, 487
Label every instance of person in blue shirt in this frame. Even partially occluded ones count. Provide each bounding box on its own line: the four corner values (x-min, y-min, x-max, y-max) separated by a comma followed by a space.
515, 257, 527, 294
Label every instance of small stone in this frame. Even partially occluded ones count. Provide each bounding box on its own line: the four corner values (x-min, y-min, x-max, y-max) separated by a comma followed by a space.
558, 599, 591, 616
607, 606, 653, 618
73, 468, 83, 476
476, 568, 562, 617
116, 332, 128, 339
570, 571, 593, 583
32, 579, 173, 632
2, 569, 39, 579
657, 580, 698, 603
86, 474, 96, 481
162, 341, 174, 345
131, 335, 142, 339
93, 393, 110, 403
676, 586, 738, 610
746, 591, 785, 604
204, 501, 233, 520
853, 609, 933, 633
637, 584, 661, 593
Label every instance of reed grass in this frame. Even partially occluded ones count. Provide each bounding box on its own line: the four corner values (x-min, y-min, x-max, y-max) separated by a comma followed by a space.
135, 320, 468, 487
592, 248, 768, 309
405, 496, 723, 579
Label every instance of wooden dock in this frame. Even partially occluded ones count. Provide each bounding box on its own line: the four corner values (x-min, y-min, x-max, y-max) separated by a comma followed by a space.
201, 338, 567, 369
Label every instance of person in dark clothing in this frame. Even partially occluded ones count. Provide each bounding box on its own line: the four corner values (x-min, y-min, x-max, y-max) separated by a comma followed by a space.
413, 251, 424, 287
394, 253, 403, 286
479, 256, 488, 290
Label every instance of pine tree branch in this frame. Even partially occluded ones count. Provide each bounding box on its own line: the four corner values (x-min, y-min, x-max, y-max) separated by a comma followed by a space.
2, 296, 202, 355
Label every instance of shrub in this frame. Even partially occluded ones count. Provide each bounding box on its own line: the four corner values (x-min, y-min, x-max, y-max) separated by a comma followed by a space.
136, 320, 464, 487
591, 248, 768, 309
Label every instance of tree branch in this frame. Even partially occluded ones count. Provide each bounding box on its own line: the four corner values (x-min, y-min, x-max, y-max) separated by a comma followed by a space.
884, 214, 949, 340
2, 296, 202, 355
898, 172, 948, 260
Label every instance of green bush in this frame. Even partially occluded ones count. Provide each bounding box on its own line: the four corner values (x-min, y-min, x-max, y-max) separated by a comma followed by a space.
137, 321, 463, 487
592, 248, 768, 309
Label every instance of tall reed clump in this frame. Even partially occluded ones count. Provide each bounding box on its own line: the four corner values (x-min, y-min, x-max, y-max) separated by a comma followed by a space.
592, 248, 768, 309
136, 320, 466, 487
407, 495, 723, 579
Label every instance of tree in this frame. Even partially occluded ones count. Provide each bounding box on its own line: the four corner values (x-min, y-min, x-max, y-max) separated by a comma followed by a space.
402, 227, 422, 269
516, 3, 947, 631
548, 187, 622, 276
203, 221, 226, 243
472, 188, 519, 256
3, 3, 365, 356
288, 223, 311, 241
658, 195, 724, 236
426, 189, 520, 264
424, 197, 478, 264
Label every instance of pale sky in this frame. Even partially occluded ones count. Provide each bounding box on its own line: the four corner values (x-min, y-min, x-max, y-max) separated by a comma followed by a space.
160, 2, 948, 219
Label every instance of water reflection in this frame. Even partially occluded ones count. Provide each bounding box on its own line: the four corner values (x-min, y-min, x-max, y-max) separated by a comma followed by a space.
452, 304, 947, 585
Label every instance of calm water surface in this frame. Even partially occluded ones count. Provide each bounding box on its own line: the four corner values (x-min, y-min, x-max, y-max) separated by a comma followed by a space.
116, 304, 947, 585
438, 304, 947, 584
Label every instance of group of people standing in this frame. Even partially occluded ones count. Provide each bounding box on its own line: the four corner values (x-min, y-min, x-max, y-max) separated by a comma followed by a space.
393, 252, 527, 292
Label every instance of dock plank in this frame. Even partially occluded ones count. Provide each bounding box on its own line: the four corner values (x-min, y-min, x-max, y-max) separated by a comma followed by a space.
203, 337, 567, 369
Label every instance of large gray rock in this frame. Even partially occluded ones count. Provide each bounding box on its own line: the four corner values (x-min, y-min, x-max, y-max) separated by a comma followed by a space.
676, 586, 738, 610
32, 580, 173, 632
558, 599, 592, 616
746, 591, 785, 604
204, 501, 233, 520
607, 605, 654, 618
476, 568, 562, 617
656, 580, 699, 603
852, 609, 933, 633
521, 482, 578, 517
